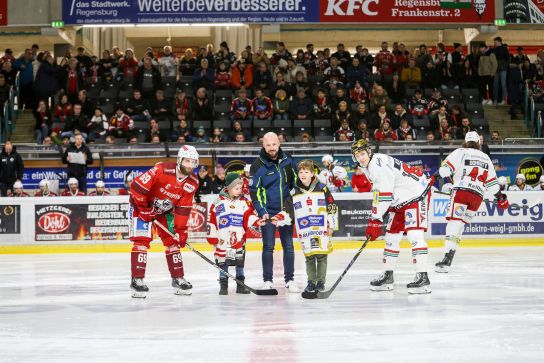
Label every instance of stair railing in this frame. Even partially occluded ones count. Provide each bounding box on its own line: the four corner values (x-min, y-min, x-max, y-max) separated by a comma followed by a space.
523, 82, 530, 128
538, 110, 543, 138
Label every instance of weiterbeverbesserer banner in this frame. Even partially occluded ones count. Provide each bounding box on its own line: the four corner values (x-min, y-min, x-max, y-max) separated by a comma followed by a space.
35, 203, 130, 241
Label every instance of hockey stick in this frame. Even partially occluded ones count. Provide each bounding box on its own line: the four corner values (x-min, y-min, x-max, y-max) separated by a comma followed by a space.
301, 237, 371, 300
153, 220, 278, 296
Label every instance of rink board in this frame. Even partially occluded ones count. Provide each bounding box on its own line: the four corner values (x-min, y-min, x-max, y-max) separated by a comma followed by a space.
0, 192, 542, 253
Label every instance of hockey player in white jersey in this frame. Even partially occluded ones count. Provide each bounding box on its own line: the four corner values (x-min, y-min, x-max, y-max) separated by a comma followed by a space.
434, 131, 510, 272
508, 173, 533, 191
351, 140, 433, 294
318, 154, 348, 193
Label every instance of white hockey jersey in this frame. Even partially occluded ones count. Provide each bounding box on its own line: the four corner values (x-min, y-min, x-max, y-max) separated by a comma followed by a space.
207, 194, 260, 262
439, 148, 499, 197
364, 153, 431, 221
508, 184, 534, 191
318, 165, 348, 193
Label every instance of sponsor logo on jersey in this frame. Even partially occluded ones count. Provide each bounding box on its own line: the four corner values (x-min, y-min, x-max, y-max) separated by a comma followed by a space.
38, 212, 70, 233
454, 204, 466, 217
297, 215, 325, 230
216, 204, 225, 214
183, 183, 196, 193
294, 201, 302, 210
219, 214, 244, 228
318, 199, 326, 206
306, 197, 313, 206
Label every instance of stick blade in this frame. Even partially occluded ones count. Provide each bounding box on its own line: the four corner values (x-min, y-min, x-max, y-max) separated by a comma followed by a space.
254, 288, 278, 296
316, 290, 333, 299
301, 291, 318, 299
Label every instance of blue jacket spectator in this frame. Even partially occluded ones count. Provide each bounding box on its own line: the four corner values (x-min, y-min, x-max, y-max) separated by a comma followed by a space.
193, 58, 215, 91
289, 88, 314, 120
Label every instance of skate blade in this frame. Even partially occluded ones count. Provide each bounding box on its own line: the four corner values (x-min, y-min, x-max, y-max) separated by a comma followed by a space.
131, 291, 147, 299
407, 286, 432, 294
369, 284, 394, 291
174, 288, 193, 296
435, 266, 450, 273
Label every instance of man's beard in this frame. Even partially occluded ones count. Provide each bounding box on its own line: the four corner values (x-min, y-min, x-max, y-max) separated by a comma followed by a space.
266, 150, 278, 160
179, 165, 193, 176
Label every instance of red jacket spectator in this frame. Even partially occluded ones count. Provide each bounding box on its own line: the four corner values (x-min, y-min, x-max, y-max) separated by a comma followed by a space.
119, 50, 139, 79
349, 83, 367, 104
374, 119, 398, 141
231, 95, 253, 120
214, 70, 232, 89
253, 93, 273, 120
231, 62, 254, 89
109, 110, 134, 133
351, 171, 372, 193
374, 49, 394, 75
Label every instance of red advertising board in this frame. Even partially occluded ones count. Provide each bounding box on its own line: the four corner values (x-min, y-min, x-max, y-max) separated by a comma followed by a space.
319, 0, 495, 24
0, 0, 6, 26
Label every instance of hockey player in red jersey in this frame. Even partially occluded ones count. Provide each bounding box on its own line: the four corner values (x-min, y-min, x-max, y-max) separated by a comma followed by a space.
61, 178, 86, 196
11, 181, 30, 197
118, 173, 133, 196
241, 163, 251, 196
88, 180, 110, 196
207, 173, 265, 295
35, 179, 57, 197
129, 145, 200, 298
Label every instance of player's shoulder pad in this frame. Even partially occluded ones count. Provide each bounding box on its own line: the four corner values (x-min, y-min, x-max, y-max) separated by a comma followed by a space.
159, 162, 177, 175
187, 174, 199, 186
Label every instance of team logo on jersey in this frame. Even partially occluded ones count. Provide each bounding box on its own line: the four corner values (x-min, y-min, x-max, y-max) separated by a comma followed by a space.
405, 210, 416, 227
294, 201, 302, 210
220, 217, 229, 226
183, 183, 196, 193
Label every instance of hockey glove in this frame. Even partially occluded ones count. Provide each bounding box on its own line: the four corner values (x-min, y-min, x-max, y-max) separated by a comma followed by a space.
271, 211, 292, 227
138, 206, 156, 222
332, 177, 345, 188
495, 192, 510, 210
176, 229, 188, 248
366, 219, 384, 241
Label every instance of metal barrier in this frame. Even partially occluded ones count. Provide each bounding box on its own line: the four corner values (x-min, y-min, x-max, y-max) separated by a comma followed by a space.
538, 111, 543, 138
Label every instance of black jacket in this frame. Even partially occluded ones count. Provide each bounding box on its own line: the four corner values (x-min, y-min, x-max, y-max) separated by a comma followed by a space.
61, 142, 93, 178
64, 114, 89, 133
134, 66, 162, 93
0, 146, 24, 183
211, 176, 226, 194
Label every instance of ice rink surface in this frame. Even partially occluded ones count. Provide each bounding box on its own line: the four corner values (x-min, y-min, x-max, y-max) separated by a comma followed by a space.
1, 247, 543, 363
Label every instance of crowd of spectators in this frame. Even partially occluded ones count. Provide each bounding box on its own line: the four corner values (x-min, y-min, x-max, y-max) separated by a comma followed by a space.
0, 39, 543, 145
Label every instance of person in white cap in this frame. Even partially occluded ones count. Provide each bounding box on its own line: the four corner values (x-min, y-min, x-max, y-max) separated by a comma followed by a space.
61, 177, 85, 196
35, 179, 57, 197
118, 173, 134, 196
318, 154, 348, 193
508, 173, 533, 191
497, 176, 509, 192
434, 131, 509, 273
11, 181, 29, 197
88, 180, 110, 196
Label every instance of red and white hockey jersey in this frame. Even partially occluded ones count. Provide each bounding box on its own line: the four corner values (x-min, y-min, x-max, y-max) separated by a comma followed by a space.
35, 191, 57, 197
364, 153, 431, 221
207, 193, 260, 262
130, 162, 199, 235
61, 190, 85, 196
439, 148, 499, 197
88, 191, 111, 196
318, 165, 348, 193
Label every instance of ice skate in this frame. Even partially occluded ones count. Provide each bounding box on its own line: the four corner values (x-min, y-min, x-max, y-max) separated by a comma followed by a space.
235, 277, 250, 294
130, 278, 149, 298
407, 272, 431, 294
370, 271, 394, 291
435, 250, 456, 273
285, 280, 300, 293
172, 278, 192, 295
219, 278, 228, 295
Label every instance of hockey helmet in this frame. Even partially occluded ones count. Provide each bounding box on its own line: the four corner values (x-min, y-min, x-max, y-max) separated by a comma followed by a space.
351, 139, 373, 163
125, 173, 134, 182
515, 173, 526, 181
96, 180, 105, 188
322, 154, 334, 165
68, 178, 79, 186
177, 145, 199, 168
465, 131, 480, 144
13, 181, 23, 190
497, 176, 508, 186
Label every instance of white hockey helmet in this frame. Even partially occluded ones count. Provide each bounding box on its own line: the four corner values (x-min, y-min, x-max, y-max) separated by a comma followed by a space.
68, 177, 79, 186
125, 173, 134, 182
13, 181, 23, 190
177, 145, 199, 168
39, 179, 49, 188
516, 173, 526, 181
322, 154, 334, 164
465, 131, 480, 144
498, 176, 508, 186
540, 175, 544, 184
441, 183, 453, 194
96, 180, 105, 188
243, 164, 251, 173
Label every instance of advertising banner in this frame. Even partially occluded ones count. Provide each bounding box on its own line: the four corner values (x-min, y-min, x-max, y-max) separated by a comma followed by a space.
62, 0, 318, 24
188, 202, 208, 238
0, 0, 6, 26
492, 154, 544, 187
505, 0, 544, 24
62, 0, 494, 24
0, 205, 20, 234
429, 192, 544, 237
35, 203, 130, 241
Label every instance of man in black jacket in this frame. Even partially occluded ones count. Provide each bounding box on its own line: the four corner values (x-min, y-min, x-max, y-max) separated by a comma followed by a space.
61, 104, 89, 141
210, 167, 226, 194
61, 134, 93, 193
493, 37, 511, 105
0, 141, 24, 196
196, 165, 213, 200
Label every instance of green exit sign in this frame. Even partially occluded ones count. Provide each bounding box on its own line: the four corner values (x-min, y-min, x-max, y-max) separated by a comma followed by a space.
495, 19, 506, 26
51, 21, 64, 28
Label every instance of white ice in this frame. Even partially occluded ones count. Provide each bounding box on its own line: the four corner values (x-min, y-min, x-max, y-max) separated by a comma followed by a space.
1, 247, 543, 363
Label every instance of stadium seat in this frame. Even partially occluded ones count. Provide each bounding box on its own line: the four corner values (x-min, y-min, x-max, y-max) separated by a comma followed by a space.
466, 103, 484, 119
443, 88, 461, 97
405, 88, 416, 98
120, 79, 134, 91
462, 88, 479, 103
471, 117, 488, 127
158, 120, 172, 132
133, 120, 149, 131
213, 119, 231, 131
215, 89, 233, 102
424, 88, 434, 97
413, 117, 430, 128
85, 83, 100, 99
100, 86, 119, 99
272, 119, 293, 135
214, 102, 231, 120
162, 77, 176, 88
118, 90, 132, 99
253, 119, 273, 135
193, 120, 212, 132
314, 135, 333, 142
447, 95, 462, 104
294, 120, 312, 137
